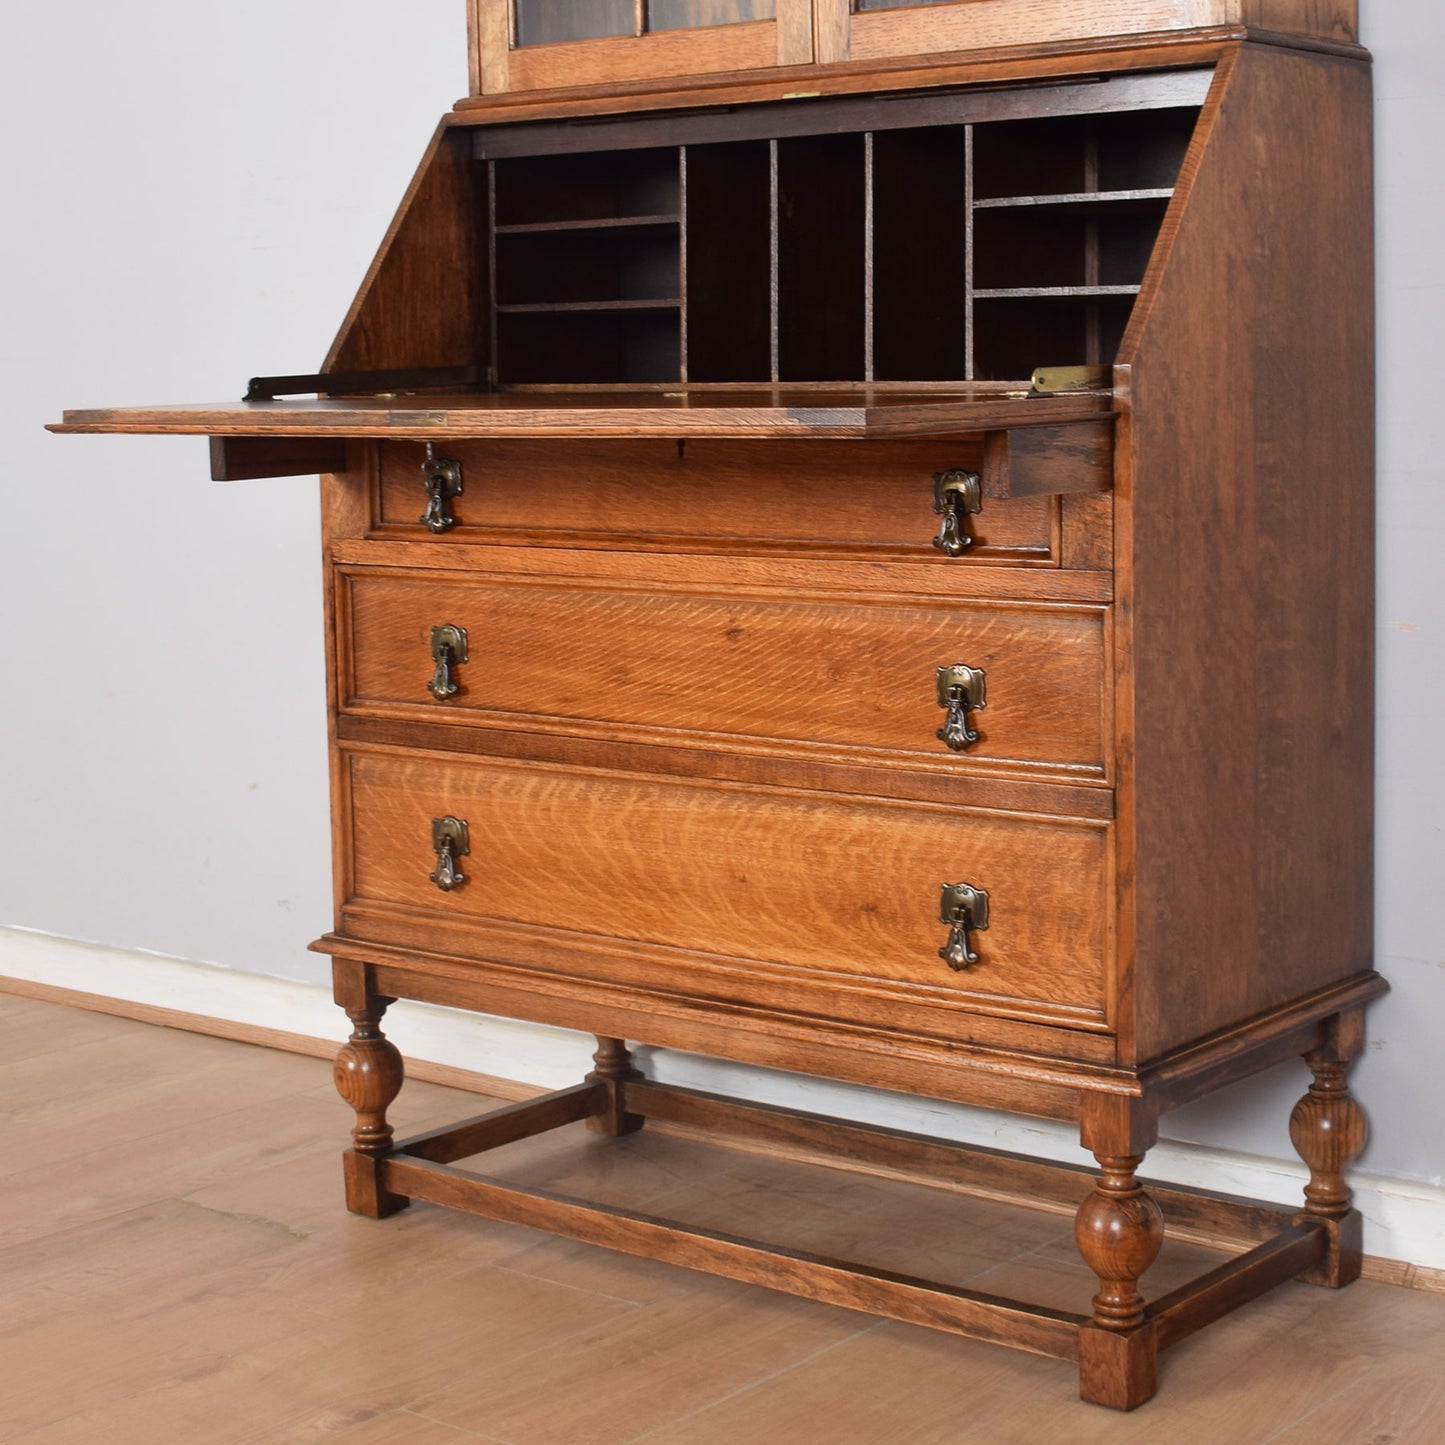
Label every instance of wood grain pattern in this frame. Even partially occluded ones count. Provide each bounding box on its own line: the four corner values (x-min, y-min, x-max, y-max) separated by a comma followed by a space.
777, 0, 815, 64
1148, 1222, 1326, 1349
342, 746, 1112, 1026
472, 0, 1355, 105
846, 0, 1235, 64
335, 937, 1122, 1111
506, 20, 780, 92
984, 421, 1113, 499
52, 386, 1113, 440
325, 128, 487, 377
475, 0, 511, 93
1116, 44, 1376, 1062
1246, 0, 1356, 42
332, 538, 1113, 607
339, 566, 1111, 783
396, 1081, 605, 1161
382, 1152, 1087, 1357
208, 436, 348, 482
450, 35, 1240, 128
371, 437, 1062, 562
842, 0, 1354, 61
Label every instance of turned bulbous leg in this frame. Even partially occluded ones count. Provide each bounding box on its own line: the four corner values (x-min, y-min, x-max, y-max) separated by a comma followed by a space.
334, 999, 408, 1218
1076, 1155, 1165, 1330
585, 1035, 644, 1137
1290, 1044, 1368, 1286
1075, 1151, 1164, 1410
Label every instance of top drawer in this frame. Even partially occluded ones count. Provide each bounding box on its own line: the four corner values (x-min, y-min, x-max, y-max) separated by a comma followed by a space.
373, 437, 1108, 568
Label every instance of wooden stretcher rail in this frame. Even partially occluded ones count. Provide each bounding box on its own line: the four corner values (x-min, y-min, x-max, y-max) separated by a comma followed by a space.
373, 1074, 1333, 1378
396, 1082, 605, 1163
626, 1080, 1301, 1248
1147, 1223, 1327, 1350
381, 1153, 1088, 1360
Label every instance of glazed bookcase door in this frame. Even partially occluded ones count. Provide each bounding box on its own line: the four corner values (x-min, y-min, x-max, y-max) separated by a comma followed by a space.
472, 0, 813, 95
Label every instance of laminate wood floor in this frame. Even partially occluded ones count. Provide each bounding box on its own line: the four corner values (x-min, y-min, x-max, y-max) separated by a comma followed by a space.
3, 991, 1441, 1443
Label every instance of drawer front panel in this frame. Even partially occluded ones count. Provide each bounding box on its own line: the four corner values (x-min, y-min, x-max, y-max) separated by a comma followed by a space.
344, 750, 1110, 1027
375, 439, 1061, 562
342, 570, 1110, 781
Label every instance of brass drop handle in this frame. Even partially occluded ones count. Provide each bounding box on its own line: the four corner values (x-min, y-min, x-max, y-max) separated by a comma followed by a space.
420, 443, 463, 533
428, 624, 469, 700
939, 882, 990, 971
936, 664, 987, 751
429, 816, 470, 892
933, 470, 982, 556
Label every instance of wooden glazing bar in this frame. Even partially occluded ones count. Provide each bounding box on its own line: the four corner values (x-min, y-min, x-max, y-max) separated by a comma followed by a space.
381, 1154, 1086, 1358
396, 1082, 607, 1163
1148, 1222, 1327, 1351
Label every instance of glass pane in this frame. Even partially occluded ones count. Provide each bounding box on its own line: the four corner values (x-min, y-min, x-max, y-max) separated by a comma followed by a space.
515, 0, 634, 48
854, 0, 961, 11
648, 0, 775, 31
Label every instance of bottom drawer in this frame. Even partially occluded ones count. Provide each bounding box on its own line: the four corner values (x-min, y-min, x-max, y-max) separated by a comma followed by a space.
342, 748, 1111, 1034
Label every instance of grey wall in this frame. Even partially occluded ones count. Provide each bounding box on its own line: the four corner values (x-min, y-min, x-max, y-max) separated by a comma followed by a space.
2, 2, 1439, 1188
3, 2, 461, 978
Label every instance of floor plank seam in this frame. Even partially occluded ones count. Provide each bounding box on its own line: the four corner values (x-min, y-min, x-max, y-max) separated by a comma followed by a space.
486, 1257, 655, 1310
620, 1320, 890, 1444
1256, 1370, 1361, 1444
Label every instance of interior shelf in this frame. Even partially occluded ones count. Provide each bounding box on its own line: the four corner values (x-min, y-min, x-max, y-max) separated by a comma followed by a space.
497, 299, 683, 313
974, 287, 1142, 299
494, 215, 683, 234
973, 188, 1175, 210
478, 85, 1202, 386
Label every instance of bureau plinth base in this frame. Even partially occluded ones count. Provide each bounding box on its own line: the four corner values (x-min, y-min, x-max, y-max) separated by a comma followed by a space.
338, 1048, 1364, 1411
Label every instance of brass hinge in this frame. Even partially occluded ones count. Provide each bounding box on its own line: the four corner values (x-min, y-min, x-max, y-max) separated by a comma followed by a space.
1031, 365, 1112, 395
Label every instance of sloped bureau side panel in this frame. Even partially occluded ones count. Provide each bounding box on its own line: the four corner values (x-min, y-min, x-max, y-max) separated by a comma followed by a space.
326, 126, 488, 376
1117, 44, 1374, 1064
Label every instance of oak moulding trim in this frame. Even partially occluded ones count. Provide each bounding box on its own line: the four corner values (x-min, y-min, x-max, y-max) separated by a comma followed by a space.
445, 24, 1367, 130
448, 31, 1239, 125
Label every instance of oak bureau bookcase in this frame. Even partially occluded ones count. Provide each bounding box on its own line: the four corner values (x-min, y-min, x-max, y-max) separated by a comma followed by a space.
53, 0, 1382, 1410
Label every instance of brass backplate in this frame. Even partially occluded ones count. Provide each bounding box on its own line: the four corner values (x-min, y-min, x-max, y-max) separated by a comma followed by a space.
431, 815, 470, 858
431, 624, 469, 665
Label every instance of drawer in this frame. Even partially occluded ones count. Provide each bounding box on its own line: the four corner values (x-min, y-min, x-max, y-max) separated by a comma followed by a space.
373, 438, 1065, 564
339, 567, 1110, 783
341, 748, 1111, 1033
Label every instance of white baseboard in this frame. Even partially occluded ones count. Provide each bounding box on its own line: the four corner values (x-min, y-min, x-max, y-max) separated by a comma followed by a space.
4, 924, 1442, 1279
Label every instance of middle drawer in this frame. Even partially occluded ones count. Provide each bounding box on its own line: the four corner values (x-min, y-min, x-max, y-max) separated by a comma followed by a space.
338, 566, 1111, 784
